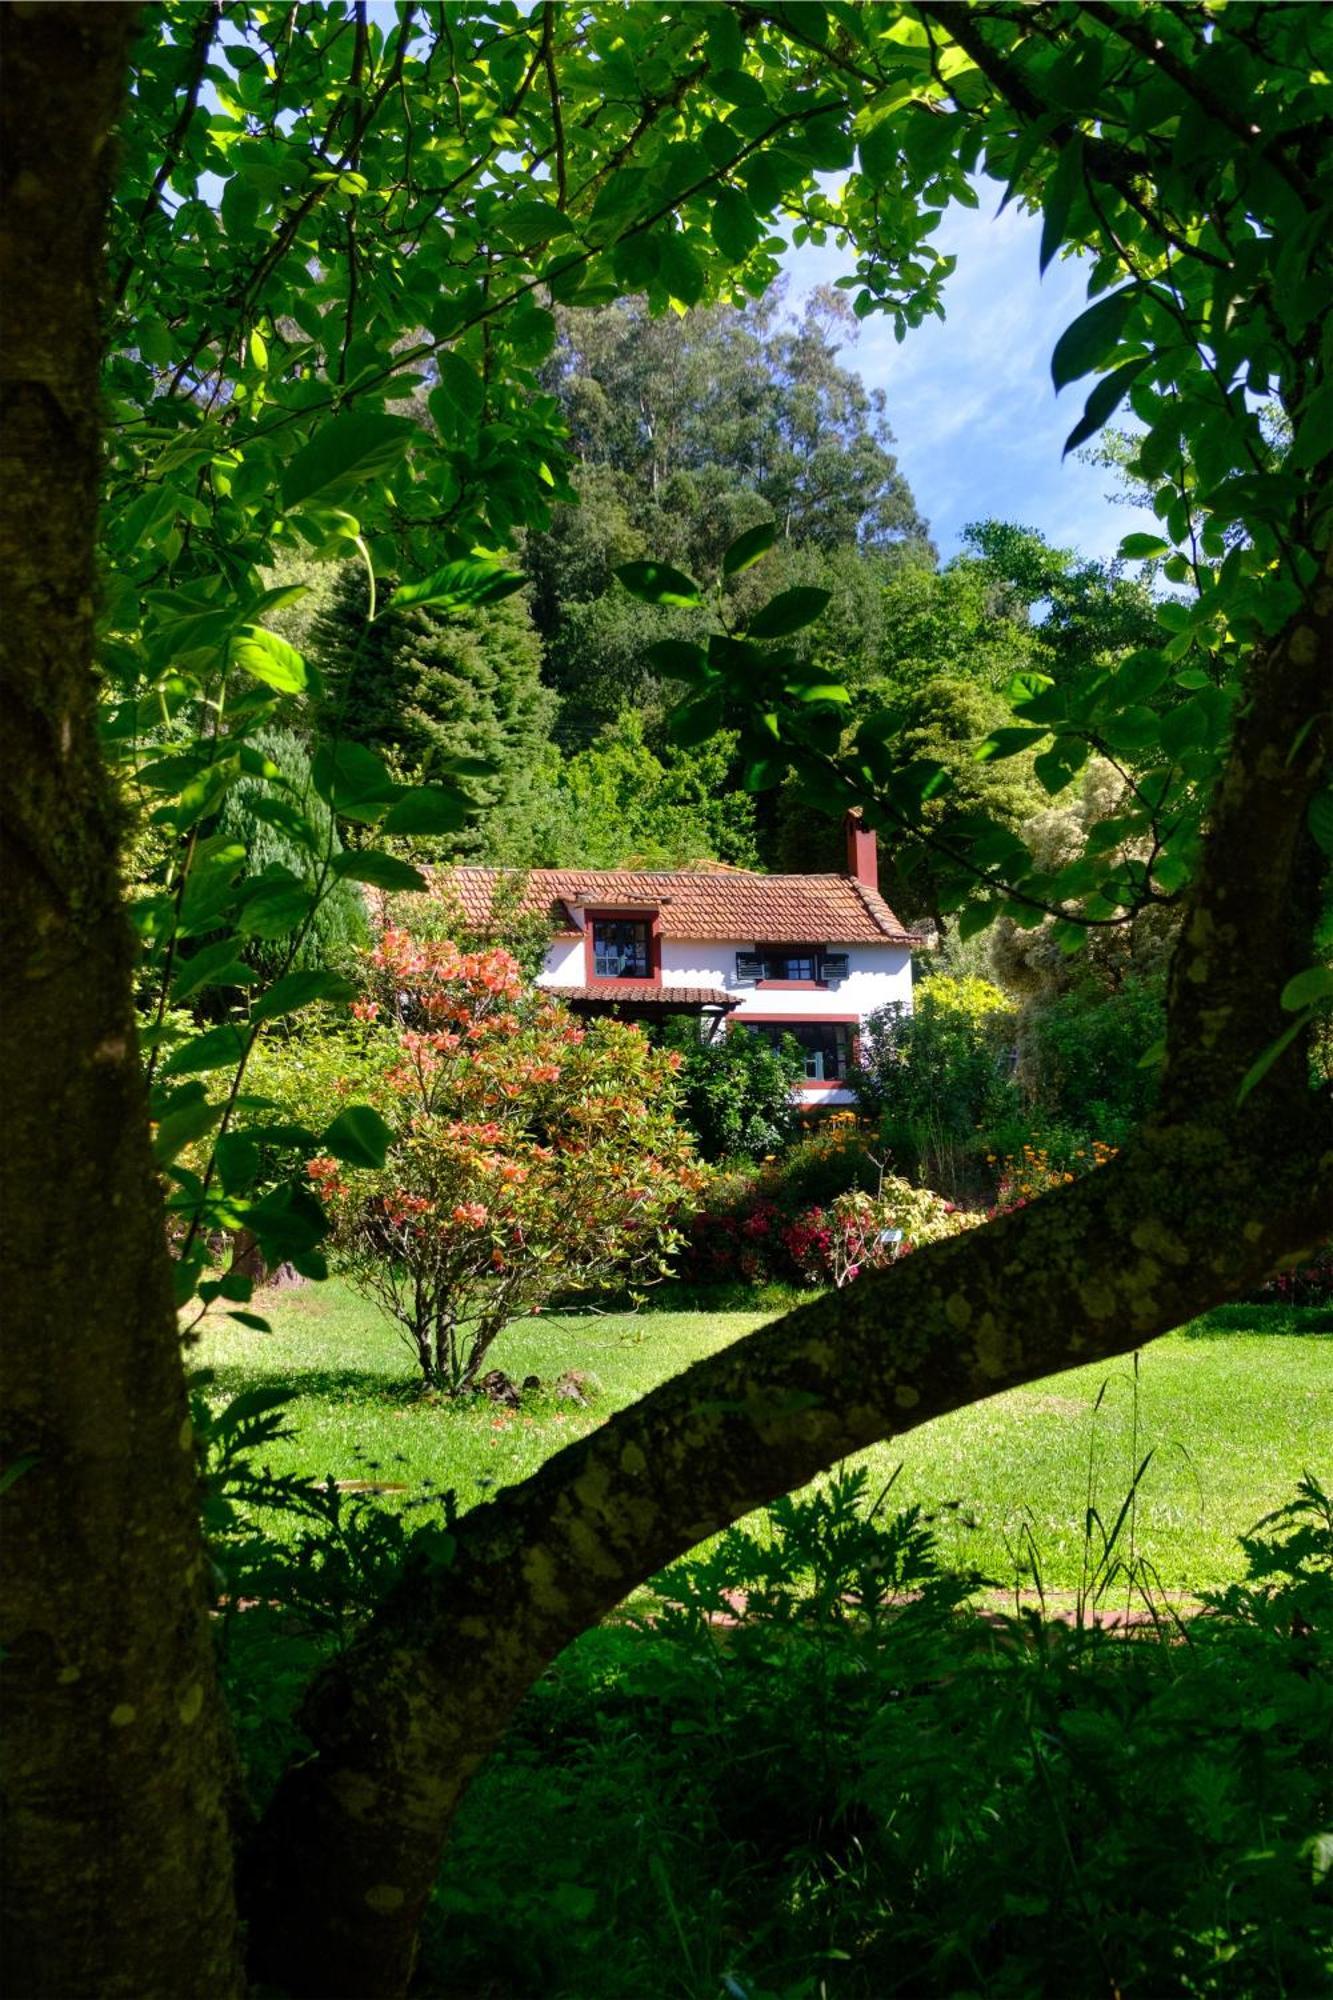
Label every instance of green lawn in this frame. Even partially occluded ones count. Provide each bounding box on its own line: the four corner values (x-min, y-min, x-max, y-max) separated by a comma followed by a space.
195, 1281, 1330, 1592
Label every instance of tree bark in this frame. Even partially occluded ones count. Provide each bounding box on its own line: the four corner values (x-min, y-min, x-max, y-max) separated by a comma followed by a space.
0, 11, 244, 1996
246, 585, 1332, 1997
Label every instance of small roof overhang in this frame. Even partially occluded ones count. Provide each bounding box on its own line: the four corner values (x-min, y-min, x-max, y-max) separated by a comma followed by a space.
555, 984, 741, 1014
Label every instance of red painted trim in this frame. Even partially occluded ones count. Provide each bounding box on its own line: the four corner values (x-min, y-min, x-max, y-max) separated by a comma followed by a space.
755, 978, 826, 990
583, 907, 662, 987
728, 1011, 861, 1025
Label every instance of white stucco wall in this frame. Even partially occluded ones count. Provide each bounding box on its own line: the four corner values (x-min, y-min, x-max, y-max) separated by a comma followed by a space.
536, 929, 913, 1106
538, 934, 587, 987
536, 933, 912, 1017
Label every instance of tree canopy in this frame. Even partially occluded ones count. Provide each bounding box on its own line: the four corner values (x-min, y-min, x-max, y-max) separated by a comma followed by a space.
2, 6, 1330, 1998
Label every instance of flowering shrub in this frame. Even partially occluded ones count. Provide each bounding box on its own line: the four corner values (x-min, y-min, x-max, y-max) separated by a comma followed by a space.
822, 1182, 976, 1287
308, 929, 701, 1391
990, 1139, 1118, 1212
679, 1144, 974, 1291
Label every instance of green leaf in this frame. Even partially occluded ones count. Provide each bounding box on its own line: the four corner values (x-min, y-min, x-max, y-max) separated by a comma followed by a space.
1307, 790, 1333, 858
1050, 288, 1135, 392
709, 66, 767, 107
657, 232, 704, 307
957, 901, 997, 942
322, 1104, 395, 1169
1280, 967, 1333, 1012
644, 639, 710, 684
976, 725, 1048, 762
501, 198, 576, 248
1063, 357, 1149, 457
214, 1133, 262, 1193
160, 1024, 248, 1077
329, 850, 428, 892
1237, 1016, 1308, 1105
244, 1180, 330, 1263
1119, 533, 1170, 560
388, 560, 526, 611
1040, 133, 1083, 276
711, 184, 761, 262
153, 1097, 226, 1166
722, 520, 776, 577
668, 690, 726, 748
171, 939, 258, 1004
614, 561, 703, 607
251, 970, 359, 1025
430, 350, 486, 437
311, 741, 399, 822
280, 410, 415, 510
237, 875, 319, 940
379, 785, 470, 835
747, 587, 831, 638
231, 626, 307, 693
784, 678, 850, 707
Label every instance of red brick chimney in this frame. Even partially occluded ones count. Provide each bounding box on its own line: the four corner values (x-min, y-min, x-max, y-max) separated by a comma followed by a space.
844, 809, 878, 891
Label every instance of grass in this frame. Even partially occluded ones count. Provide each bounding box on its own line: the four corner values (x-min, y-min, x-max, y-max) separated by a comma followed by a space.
194, 1281, 1331, 1592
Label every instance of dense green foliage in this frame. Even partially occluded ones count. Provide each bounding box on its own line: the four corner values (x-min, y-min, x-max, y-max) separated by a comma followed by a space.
310, 571, 556, 853
661, 1018, 803, 1162
209, 726, 370, 980
425, 1474, 1332, 2000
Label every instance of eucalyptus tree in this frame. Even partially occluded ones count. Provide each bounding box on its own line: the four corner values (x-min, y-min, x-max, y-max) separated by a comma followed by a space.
2, 6, 1329, 1999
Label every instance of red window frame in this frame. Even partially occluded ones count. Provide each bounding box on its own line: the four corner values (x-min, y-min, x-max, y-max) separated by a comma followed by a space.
584, 909, 662, 986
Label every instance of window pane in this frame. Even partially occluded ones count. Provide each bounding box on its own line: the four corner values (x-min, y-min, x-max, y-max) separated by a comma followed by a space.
593, 919, 650, 978
747, 1021, 850, 1080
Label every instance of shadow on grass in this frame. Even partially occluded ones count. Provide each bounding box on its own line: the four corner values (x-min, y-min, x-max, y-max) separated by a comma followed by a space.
1183, 1304, 1333, 1338
200, 1364, 435, 1404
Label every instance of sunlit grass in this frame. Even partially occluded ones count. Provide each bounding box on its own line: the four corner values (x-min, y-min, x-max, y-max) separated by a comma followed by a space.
194, 1281, 1330, 1592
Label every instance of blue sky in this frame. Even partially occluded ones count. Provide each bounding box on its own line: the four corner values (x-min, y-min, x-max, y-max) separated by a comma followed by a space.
782, 196, 1159, 565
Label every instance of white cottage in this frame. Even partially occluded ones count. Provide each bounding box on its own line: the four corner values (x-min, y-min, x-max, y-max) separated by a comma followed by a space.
440, 814, 917, 1109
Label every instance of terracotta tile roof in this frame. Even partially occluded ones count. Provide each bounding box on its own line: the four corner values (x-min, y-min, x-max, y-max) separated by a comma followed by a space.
433, 867, 914, 946
552, 984, 742, 1010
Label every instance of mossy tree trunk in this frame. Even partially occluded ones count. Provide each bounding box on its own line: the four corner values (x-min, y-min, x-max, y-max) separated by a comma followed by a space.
0, 11, 244, 1996
245, 577, 1332, 1997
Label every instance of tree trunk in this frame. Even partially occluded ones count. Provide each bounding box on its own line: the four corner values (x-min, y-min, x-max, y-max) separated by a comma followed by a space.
245, 571, 1331, 1999
0, 11, 244, 1996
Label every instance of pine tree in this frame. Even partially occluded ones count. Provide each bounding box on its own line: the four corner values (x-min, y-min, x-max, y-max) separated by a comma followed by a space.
310, 567, 556, 855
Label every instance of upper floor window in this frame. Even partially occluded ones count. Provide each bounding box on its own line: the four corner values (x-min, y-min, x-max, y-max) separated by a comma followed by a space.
592, 917, 652, 979
736, 947, 846, 984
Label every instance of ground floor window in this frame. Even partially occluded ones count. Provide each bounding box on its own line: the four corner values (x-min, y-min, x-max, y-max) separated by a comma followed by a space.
745, 1020, 853, 1082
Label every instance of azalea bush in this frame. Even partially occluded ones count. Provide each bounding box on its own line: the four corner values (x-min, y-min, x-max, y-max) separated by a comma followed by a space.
308, 930, 701, 1391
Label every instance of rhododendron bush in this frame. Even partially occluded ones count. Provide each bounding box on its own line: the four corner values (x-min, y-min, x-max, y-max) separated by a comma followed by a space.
308, 930, 700, 1390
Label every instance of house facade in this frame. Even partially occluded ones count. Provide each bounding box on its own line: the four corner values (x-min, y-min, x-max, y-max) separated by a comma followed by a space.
439, 814, 917, 1109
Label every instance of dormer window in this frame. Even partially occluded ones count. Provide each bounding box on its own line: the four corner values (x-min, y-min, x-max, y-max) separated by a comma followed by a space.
591, 917, 652, 979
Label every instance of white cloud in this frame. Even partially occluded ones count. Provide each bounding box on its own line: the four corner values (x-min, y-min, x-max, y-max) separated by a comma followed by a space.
781, 197, 1159, 563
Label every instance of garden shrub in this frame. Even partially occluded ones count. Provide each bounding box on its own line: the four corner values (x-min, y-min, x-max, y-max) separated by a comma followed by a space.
659, 1019, 803, 1163
1018, 971, 1165, 1148
308, 929, 700, 1390
853, 974, 1018, 1197
678, 1127, 971, 1290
